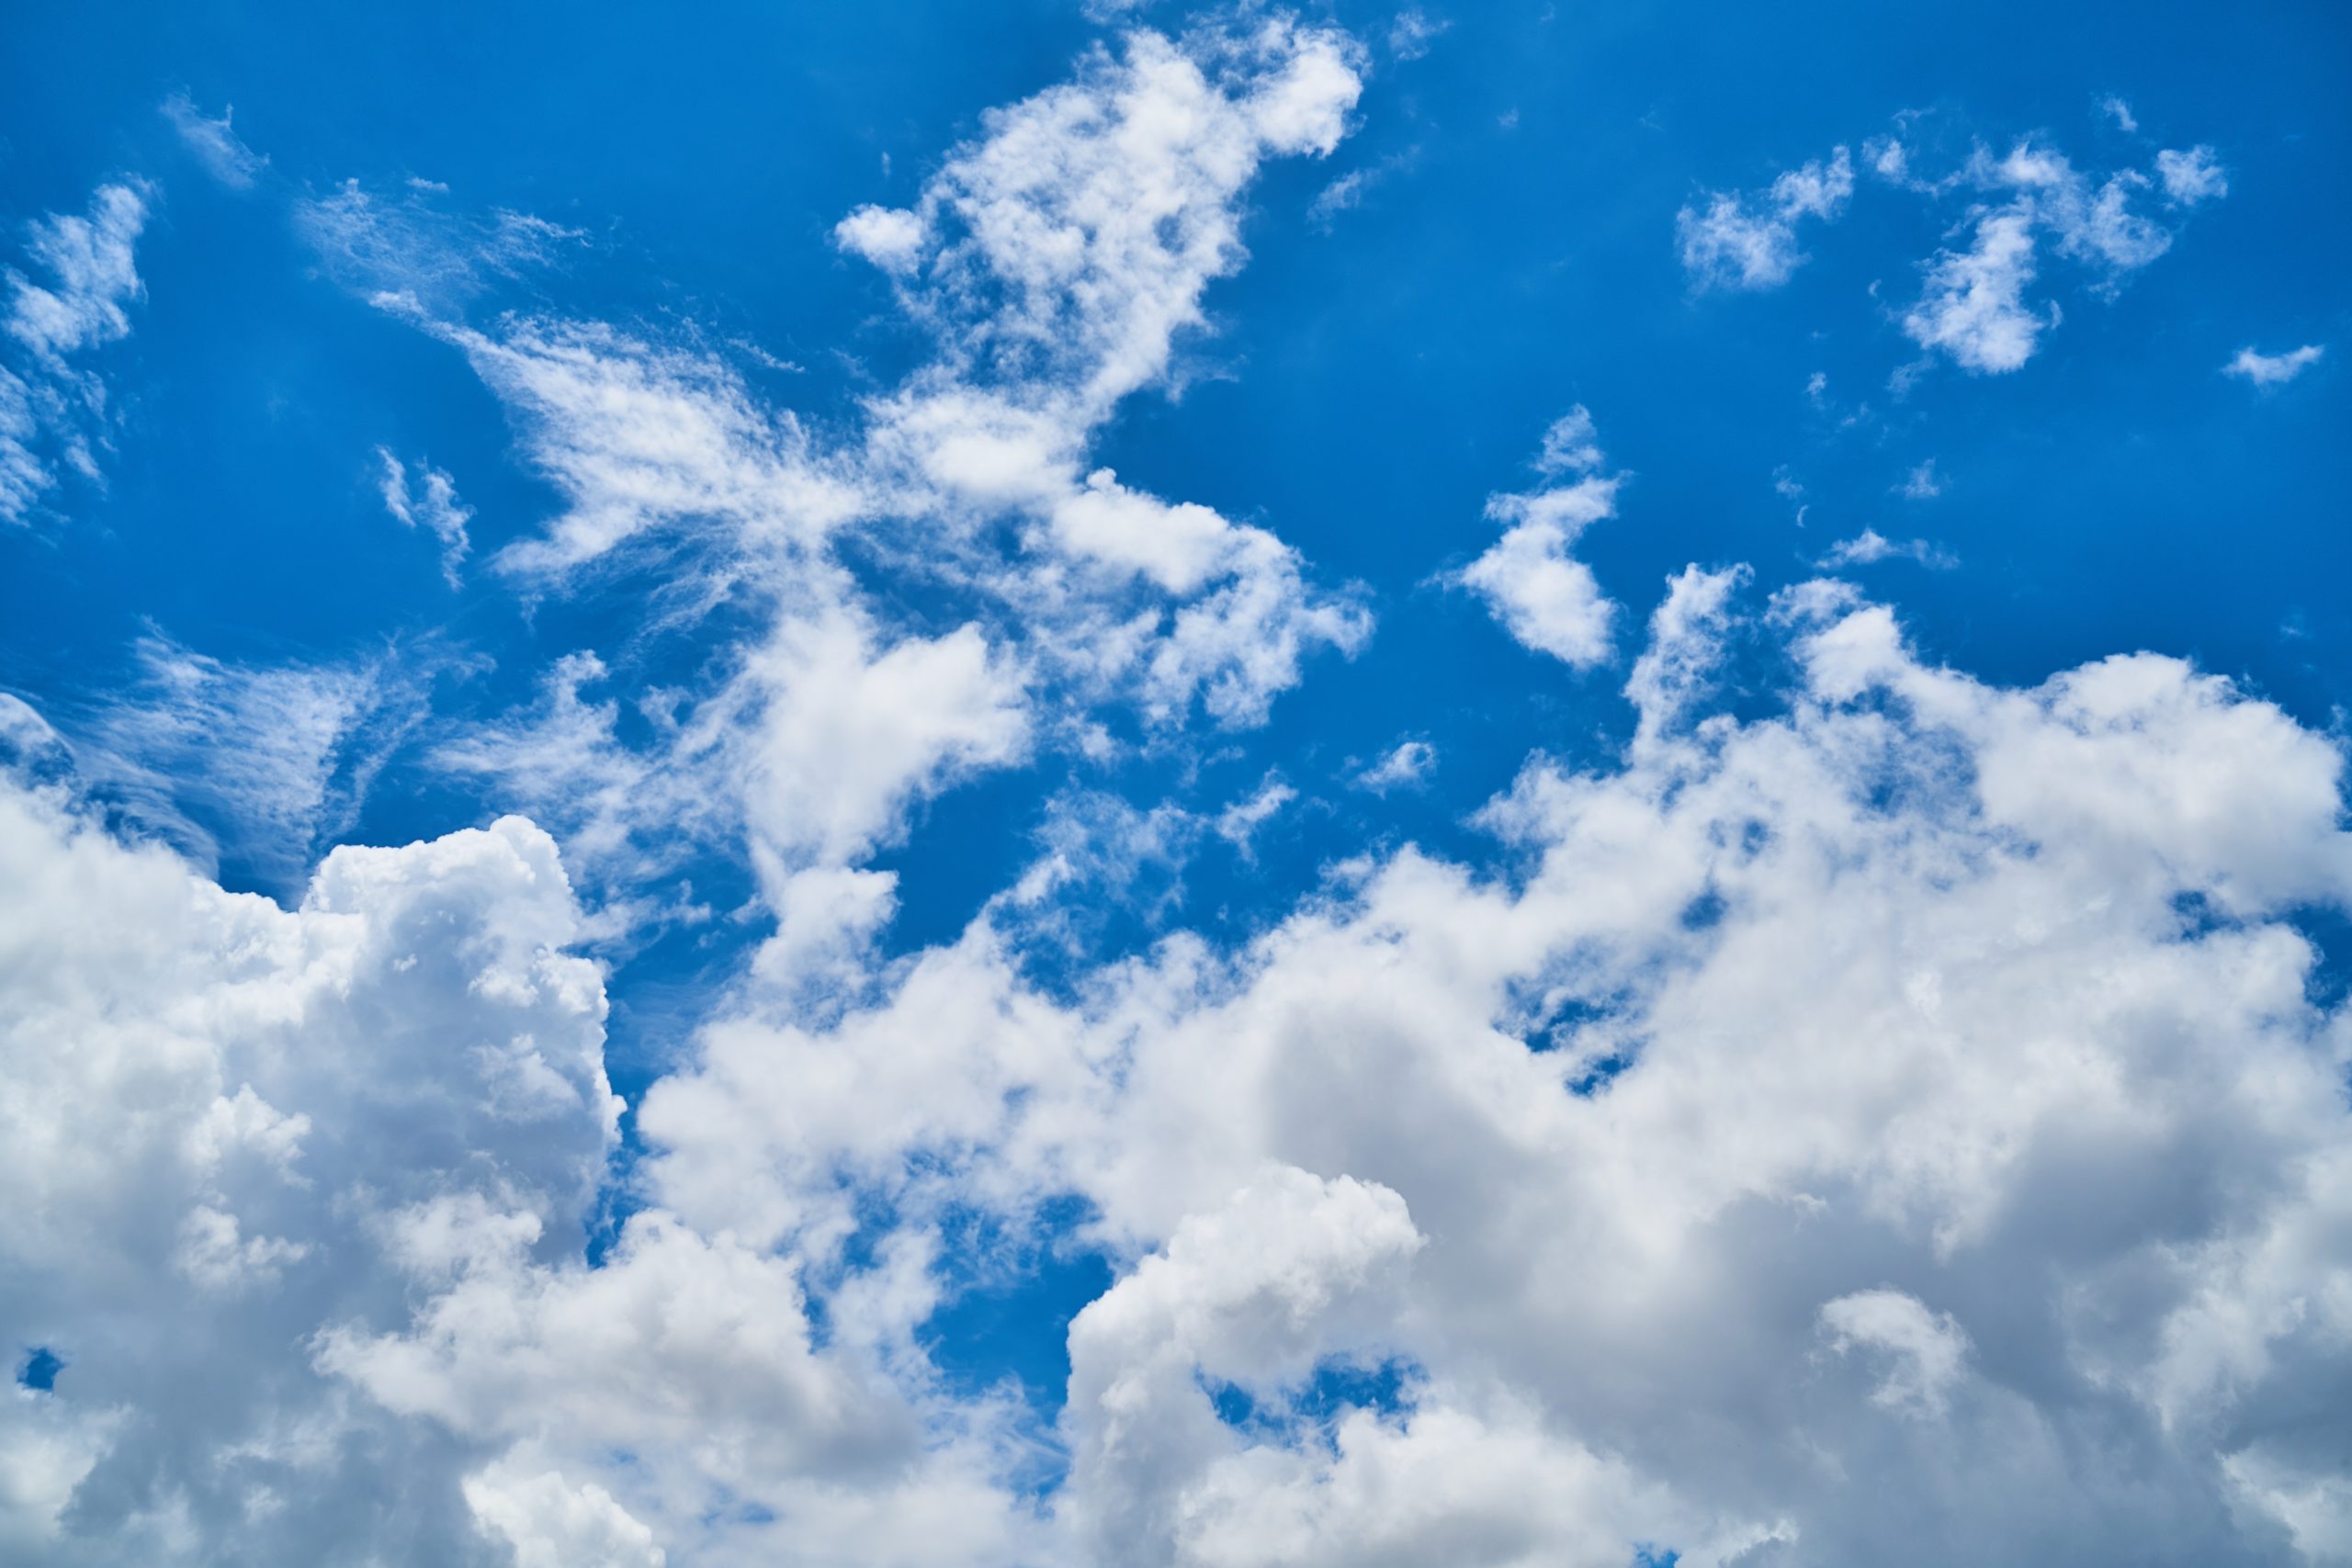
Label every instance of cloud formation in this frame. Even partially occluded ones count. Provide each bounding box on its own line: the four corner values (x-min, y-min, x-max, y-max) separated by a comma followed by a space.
1, 181, 150, 524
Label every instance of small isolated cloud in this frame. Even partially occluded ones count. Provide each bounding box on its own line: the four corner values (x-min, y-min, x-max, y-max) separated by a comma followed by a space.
831, 203, 927, 275
1456, 406, 1623, 665
2155, 145, 2229, 205
2223, 344, 2324, 388
1351, 739, 1435, 794
1214, 773, 1297, 856
1898, 459, 1942, 500
1677, 145, 1854, 291
376, 447, 474, 586
1820, 527, 1956, 570
1306, 150, 1419, 231
161, 93, 266, 190
2100, 96, 2139, 134
1902, 211, 2048, 374
1388, 7, 1450, 60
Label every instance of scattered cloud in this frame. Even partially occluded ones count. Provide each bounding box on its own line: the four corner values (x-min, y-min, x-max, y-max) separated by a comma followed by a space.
1898, 458, 1942, 499
161, 92, 266, 189
1456, 406, 1622, 665
2223, 343, 2324, 387
1820, 527, 1957, 570
1351, 738, 1435, 793
1902, 210, 2048, 373
2155, 144, 2229, 205
2099, 95, 2139, 134
1676, 145, 1854, 290
375, 447, 473, 585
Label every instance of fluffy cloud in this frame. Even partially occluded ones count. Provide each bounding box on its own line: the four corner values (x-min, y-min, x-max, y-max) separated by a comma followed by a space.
1902, 209, 2049, 372
2225, 344, 2325, 387
1676, 146, 1854, 290
2156, 144, 2230, 205
1457, 406, 1623, 665
17, 557, 2352, 1563
607, 572, 2352, 1564
1693, 129, 2221, 375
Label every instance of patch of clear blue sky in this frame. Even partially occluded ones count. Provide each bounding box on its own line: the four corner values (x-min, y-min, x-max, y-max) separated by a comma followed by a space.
3, 0, 2346, 1447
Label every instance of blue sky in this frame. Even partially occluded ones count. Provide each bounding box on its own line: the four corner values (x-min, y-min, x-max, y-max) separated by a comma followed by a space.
3, 4, 2349, 1564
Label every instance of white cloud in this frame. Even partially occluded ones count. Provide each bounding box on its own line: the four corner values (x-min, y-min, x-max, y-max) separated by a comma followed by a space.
1702, 129, 2219, 377
1818, 1289, 1973, 1417
2155, 144, 2229, 205
1457, 406, 1623, 665
376, 446, 473, 585
1902, 210, 2048, 373
1387, 7, 1449, 61
1, 180, 150, 524
628, 581, 2352, 1563
1676, 146, 1854, 290
161, 93, 266, 189
2099, 96, 2139, 134
1820, 527, 1956, 570
1898, 458, 1942, 499
2224, 343, 2324, 387
1351, 739, 1435, 794
18, 563, 2352, 1562
1214, 774, 1296, 854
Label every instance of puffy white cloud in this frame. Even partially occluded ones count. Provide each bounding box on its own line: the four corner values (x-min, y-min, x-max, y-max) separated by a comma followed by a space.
1457, 406, 1623, 665
1, 180, 149, 524
2156, 144, 2230, 205
20, 559, 2352, 1563
1903, 209, 2048, 372
1350, 739, 1435, 794
1818, 527, 1956, 570
2225, 344, 2324, 387
1676, 146, 1853, 290
0, 766, 623, 1562
629, 576, 2352, 1564
1214, 774, 1296, 855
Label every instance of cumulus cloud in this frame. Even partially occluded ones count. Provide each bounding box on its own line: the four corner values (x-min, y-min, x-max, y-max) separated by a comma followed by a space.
17, 556, 2352, 1562
1696, 128, 2222, 376
1456, 406, 1623, 665
1903, 209, 2048, 373
2155, 144, 2229, 205
17, 15, 2352, 1568
1818, 527, 1957, 570
1676, 145, 1854, 290
616, 581, 2352, 1563
2, 180, 150, 524
2224, 343, 2324, 387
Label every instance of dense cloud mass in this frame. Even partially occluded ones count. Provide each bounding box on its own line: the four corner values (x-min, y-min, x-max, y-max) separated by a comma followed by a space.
5, 7, 2348, 1567
10, 576, 2352, 1563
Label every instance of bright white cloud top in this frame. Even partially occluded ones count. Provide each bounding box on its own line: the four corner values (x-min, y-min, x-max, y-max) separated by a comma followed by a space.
4, 6, 2349, 1567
